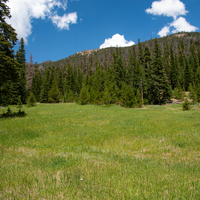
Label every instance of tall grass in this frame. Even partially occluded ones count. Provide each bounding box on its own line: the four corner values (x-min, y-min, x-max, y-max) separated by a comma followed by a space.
0, 103, 200, 199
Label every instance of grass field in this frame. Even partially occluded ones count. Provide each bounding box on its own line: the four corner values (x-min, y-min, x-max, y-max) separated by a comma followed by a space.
0, 103, 200, 199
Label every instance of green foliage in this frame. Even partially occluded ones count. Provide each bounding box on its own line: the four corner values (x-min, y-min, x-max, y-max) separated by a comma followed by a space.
102, 87, 112, 106
31, 69, 42, 101
121, 82, 135, 108
79, 83, 89, 105
48, 79, 61, 103
17, 96, 23, 108
149, 38, 171, 104
174, 83, 184, 100
0, 1, 19, 106
40, 68, 51, 103
16, 38, 27, 104
28, 92, 36, 107
136, 89, 143, 108
67, 89, 74, 102
182, 98, 192, 111
188, 84, 197, 103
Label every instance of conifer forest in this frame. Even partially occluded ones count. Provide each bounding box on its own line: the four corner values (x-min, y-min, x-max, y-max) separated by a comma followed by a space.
1, 0, 200, 107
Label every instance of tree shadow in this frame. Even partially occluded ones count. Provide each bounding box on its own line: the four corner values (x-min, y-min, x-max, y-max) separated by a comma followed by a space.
0, 108, 27, 119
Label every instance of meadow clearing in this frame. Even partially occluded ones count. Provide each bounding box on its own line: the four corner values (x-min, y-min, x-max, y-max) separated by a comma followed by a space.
0, 103, 200, 199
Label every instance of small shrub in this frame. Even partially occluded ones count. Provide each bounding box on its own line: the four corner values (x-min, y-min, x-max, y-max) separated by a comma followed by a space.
182, 98, 192, 111
28, 92, 36, 107
17, 96, 23, 108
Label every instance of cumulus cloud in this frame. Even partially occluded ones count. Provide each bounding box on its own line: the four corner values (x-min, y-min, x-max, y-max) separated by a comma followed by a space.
146, 0, 198, 37
146, 0, 187, 19
170, 17, 198, 33
158, 26, 170, 37
100, 34, 135, 49
158, 17, 198, 37
51, 13, 77, 30
6, 0, 77, 43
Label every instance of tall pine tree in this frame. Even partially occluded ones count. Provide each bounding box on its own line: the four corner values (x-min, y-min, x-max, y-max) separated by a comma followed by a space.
0, 0, 19, 106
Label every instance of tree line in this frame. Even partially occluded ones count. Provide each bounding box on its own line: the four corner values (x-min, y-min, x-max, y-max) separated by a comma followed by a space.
1, 0, 200, 107
30, 38, 200, 107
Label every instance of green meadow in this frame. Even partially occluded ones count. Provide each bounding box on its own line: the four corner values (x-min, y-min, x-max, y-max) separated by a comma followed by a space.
0, 103, 200, 199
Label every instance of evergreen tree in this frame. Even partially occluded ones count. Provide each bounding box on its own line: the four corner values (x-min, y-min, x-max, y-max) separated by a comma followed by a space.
102, 87, 112, 106
31, 69, 42, 101
121, 82, 135, 108
163, 41, 170, 79
79, 82, 89, 105
104, 67, 119, 103
0, 0, 19, 106
138, 39, 144, 65
113, 50, 126, 90
28, 92, 36, 107
40, 68, 51, 103
188, 83, 197, 103
178, 46, 185, 87
184, 58, 193, 91
150, 38, 171, 104
189, 42, 199, 77
136, 88, 143, 108
16, 38, 27, 104
48, 79, 61, 103
170, 47, 178, 89
127, 47, 137, 89
58, 68, 64, 95
67, 89, 74, 102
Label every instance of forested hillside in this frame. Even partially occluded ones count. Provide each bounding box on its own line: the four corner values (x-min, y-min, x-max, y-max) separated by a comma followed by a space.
29, 32, 200, 107
1, 0, 200, 107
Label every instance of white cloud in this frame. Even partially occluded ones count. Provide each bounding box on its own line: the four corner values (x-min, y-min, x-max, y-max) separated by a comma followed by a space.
146, 0, 187, 19
170, 17, 198, 33
100, 34, 135, 49
51, 13, 77, 30
158, 26, 170, 37
158, 17, 199, 37
6, 0, 77, 43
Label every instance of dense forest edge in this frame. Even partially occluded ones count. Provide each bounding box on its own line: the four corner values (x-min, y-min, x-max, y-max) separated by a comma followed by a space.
1, 1, 200, 108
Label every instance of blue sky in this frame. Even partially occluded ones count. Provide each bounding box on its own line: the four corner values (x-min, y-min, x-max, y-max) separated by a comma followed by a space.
6, 0, 200, 64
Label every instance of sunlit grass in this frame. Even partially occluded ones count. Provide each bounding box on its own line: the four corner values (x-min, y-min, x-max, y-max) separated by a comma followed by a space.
0, 103, 200, 199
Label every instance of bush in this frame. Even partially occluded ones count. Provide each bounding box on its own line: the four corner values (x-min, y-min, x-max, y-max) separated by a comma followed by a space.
28, 92, 36, 107
182, 98, 192, 111
17, 96, 23, 108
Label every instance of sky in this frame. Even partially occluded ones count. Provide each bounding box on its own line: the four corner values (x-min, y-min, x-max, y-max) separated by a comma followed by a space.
6, 0, 200, 64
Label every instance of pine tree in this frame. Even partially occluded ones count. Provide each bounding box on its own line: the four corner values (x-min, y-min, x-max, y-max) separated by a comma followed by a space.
79, 82, 89, 105
40, 68, 51, 103
121, 82, 135, 108
138, 39, 144, 66
150, 38, 171, 104
113, 50, 126, 90
170, 47, 178, 89
31, 69, 42, 101
163, 41, 170, 79
184, 58, 193, 91
104, 67, 119, 104
58, 68, 64, 95
178, 46, 185, 87
136, 88, 142, 108
102, 87, 112, 106
0, 0, 19, 106
48, 79, 61, 103
16, 38, 27, 104
28, 92, 36, 107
